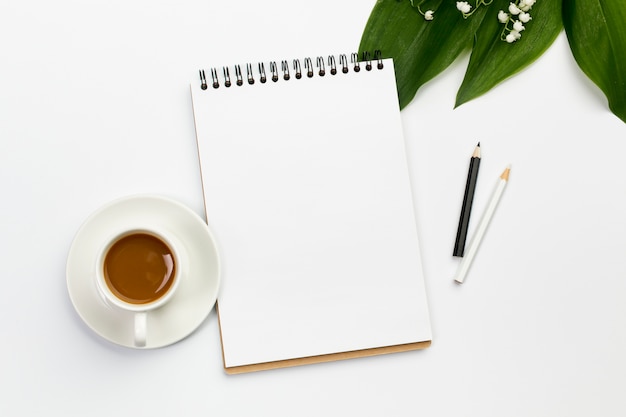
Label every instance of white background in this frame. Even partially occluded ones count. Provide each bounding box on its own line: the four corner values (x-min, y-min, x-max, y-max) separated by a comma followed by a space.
2, 1, 626, 415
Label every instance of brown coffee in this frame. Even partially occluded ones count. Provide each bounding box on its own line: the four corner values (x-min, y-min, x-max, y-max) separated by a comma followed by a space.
103, 233, 176, 305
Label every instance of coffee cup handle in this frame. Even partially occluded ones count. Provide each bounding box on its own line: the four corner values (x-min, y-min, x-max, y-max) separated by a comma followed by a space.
134, 312, 147, 347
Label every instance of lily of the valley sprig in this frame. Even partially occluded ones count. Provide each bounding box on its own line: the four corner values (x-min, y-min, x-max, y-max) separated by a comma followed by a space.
497, 0, 536, 43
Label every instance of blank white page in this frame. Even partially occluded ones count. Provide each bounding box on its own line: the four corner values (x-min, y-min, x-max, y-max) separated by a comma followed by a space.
191, 57, 431, 372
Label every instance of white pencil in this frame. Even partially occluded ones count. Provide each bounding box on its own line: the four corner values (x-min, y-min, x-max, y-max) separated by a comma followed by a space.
454, 165, 511, 284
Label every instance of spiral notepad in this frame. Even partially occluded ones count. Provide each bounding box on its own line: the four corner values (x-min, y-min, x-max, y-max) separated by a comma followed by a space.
190, 53, 432, 373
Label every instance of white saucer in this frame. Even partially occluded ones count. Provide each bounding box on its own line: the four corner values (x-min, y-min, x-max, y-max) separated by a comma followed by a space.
66, 195, 220, 349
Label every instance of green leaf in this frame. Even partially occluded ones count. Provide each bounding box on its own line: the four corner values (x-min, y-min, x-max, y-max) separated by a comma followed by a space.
563, 0, 626, 123
455, 0, 563, 107
359, 0, 489, 109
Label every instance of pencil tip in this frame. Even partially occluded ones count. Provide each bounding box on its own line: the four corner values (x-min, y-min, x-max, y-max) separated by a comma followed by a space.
501, 166, 511, 181
472, 143, 481, 158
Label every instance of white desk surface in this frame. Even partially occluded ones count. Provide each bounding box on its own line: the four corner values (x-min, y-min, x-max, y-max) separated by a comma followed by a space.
2, 1, 625, 415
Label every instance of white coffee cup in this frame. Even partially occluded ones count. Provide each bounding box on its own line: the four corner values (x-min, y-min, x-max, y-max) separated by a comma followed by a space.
95, 228, 183, 347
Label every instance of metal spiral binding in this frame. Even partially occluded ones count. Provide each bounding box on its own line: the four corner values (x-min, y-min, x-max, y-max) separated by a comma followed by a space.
223, 67, 231, 88
234, 65, 243, 86
304, 57, 313, 78
199, 70, 207, 90
339, 54, 349, 74
246, 63, 255, 85
269, 62, 279, 82
374, 50, 384, 70
328, 55, 337, 75
199, 51, 384, 89
363, 51, 372, 71
316, 57, 325, 77
211, 68, 219, 88
351, 53, 360, 72
258, 62, 267, 84
281, 60, 290, 81
293, 59, 302, 79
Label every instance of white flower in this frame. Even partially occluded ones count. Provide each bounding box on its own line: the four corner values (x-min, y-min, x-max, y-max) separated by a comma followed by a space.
424, 10, 434, 20
456, 1, 472, 14
512, 30, 522, 40
505, 33, 517, 43
498, 10, 509, 23
519, 0, 536, 11
513, 20, 525, 31
508, 2, 521, 15
519, 12, 532, 23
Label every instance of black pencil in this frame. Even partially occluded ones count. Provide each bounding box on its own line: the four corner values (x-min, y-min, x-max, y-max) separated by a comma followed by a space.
453, 142, 481, 257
